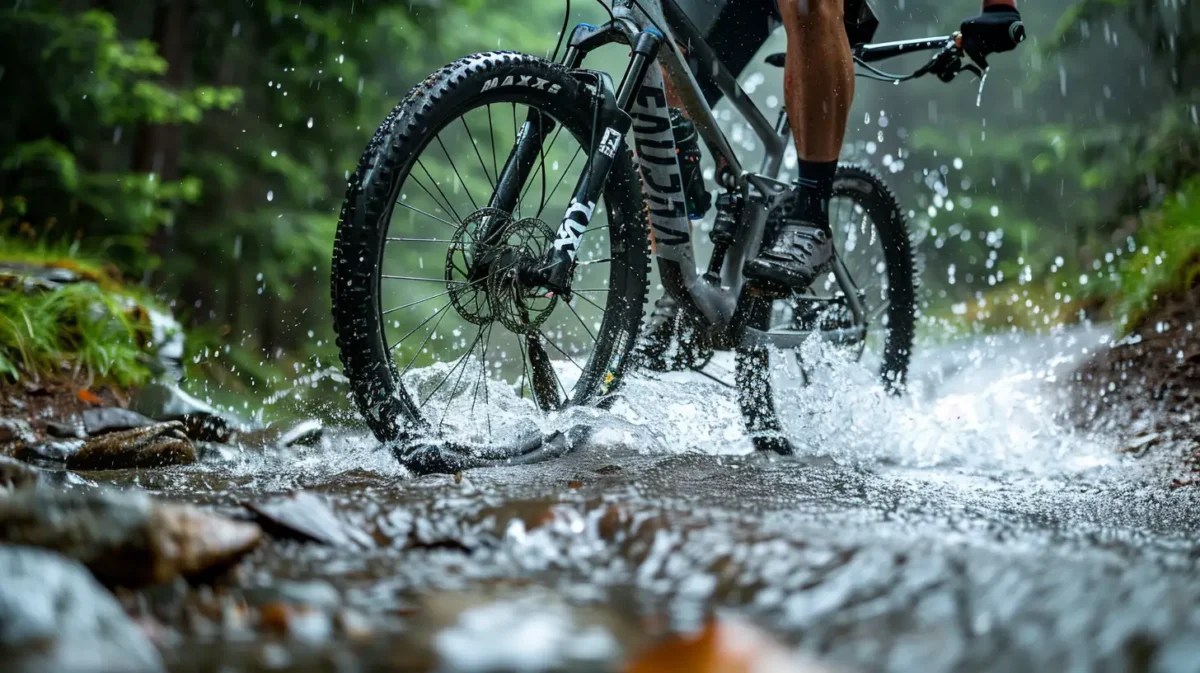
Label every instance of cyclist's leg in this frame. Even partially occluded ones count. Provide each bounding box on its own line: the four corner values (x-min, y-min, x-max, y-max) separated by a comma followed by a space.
744, 0, 853, 289
779, 0, 854, 162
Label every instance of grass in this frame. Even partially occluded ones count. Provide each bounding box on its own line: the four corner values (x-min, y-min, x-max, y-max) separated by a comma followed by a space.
0, 241, 163, 387
1108, 176, 1200, 335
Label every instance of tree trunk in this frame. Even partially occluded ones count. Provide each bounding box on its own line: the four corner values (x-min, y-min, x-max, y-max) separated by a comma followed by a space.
134, 0, 193, 284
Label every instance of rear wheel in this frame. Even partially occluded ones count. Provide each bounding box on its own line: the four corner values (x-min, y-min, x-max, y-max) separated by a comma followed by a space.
332, 52, 650, 452
736, 164, 916, 453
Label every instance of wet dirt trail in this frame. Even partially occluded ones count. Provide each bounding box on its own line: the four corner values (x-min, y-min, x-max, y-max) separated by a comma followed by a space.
85, 325, 1200, 673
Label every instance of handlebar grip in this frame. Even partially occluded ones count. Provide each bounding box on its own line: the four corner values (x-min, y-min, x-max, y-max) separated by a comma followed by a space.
1010, 21, 1026, 46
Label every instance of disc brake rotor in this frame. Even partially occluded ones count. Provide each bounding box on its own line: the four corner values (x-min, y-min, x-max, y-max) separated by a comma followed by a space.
488, 217, 558, 335
445, 207, 510, 326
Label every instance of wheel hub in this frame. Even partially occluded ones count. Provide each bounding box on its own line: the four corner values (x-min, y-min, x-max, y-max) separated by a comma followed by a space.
445, 208, 558, 334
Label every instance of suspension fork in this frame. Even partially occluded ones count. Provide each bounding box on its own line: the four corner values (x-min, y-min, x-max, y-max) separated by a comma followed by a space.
531, 30, 663, 292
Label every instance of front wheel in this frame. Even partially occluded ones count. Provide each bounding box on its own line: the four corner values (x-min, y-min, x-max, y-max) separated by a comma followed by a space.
736, 164, 916, 453
332, 52, 650, 454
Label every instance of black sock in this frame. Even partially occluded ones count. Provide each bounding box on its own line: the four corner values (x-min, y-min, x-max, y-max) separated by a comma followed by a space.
795, 159, 837, 228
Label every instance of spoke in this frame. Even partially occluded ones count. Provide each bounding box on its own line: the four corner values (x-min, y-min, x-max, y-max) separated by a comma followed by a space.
399, 301, 454, 377
518, 335, 530, 401
395, 202, 458, 230
468, 323, 495, 439
382, 288, 455, 316
573, 291, 606, 314
537, 113, 549, 219
536, 329, 586, 372
563, 299, 597, 344
512, 103, 519, 219
519, 125, 565, 210
867, 299, 891, 322
381, 275, 468, 284
435, 134, 479, 211
575, 257, 611, 266
426, 327, 487, 421
571, 288, 612, 293
536, 146, 583, 221
417, 160, 464, 224
487, 105, 499, 191
386, 236, 473, 245
389, 301, 453, 352
410, 174, 460, 225
461, 115, 495, 189
578, 222, 612, 237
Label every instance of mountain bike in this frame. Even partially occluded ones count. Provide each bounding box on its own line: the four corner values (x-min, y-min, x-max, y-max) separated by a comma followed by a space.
331, 0, 1025, 473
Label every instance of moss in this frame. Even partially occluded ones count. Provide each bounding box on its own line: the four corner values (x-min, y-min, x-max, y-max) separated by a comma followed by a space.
0, 241, 166, 387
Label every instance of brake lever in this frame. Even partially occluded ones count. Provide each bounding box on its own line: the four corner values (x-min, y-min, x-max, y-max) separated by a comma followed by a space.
960, 62, 984, 79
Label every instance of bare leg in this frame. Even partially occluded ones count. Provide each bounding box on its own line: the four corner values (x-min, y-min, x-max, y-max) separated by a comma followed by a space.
779, 0, 854, 162
744, 0, 852, 288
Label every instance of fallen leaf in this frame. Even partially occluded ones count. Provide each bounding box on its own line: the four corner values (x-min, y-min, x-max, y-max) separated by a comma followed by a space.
624, 617, 838, 673
78, 389, 103, 405
568, 479, 583, 489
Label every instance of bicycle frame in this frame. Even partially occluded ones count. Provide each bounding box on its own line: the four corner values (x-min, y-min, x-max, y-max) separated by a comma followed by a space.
514, 0, 956, 350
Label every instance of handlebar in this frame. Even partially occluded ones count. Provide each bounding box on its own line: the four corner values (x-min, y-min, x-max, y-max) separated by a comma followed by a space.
852, 19, 1025, 86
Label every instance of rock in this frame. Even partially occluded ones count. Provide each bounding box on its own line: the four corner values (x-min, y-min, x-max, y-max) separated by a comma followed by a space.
81, 407, 156, 436
0, 418, 35, 446
143, 306, 185, 382
0, 262, 82, 292
0, 456, 37, 491
1118, 432, 1162, 454
45, 419, 86, 439
231, 419, 324, 449
20, 439, 85, 462
0, 545, 164, 672
67, 422, 196, 470
0, 487, 262, 586
244, 491, 374, 550
277, 419, 324, 447
131, 382, 248, 441
243, 580, 342, 610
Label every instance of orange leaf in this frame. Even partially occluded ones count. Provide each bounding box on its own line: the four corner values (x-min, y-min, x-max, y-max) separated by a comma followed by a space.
624, 617, 839, 673
77, 389, 103, 405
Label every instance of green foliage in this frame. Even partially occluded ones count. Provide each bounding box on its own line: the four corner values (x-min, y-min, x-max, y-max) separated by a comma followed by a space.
0, 282, 157, 387
1109, 177, 1200, 333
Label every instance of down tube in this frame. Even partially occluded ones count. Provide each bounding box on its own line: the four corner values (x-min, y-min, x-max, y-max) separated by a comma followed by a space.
628, 67, 696, 272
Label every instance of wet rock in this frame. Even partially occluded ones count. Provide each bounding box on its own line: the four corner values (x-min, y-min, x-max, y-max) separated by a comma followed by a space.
131, 382, 250, 441
230, 419, 324, 449
0, 262, 82, 291
0, 418, 35, 446
67, 421, 196, 470
244, 491, 374, 550
625, 617, 838, 673
81, 407, 156, 435
0, 487, 262, 586
277, 419, 324, 447
45, 419, 85, 439
243, 580, 342, 610
195, 441, 240, 463
0, 545, 164, 672
0, 456, 37, 491
20, 439, 85, 462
